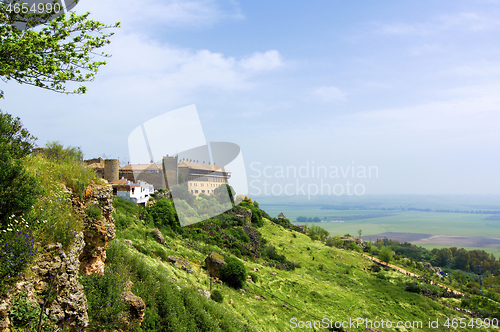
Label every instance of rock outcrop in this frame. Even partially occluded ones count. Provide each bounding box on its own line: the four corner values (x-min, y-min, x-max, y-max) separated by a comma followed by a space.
0, 233, 88, 331
243, 226, 262, 257
122, 281, 145, 325
205, 252, 226, 279
230, 207, 252, 226
73, 184, 116, 275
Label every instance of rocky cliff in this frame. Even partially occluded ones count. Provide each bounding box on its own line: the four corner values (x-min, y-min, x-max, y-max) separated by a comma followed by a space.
74, 184, 116, 275
0, 183, 116, 331
0, 233, 88, 331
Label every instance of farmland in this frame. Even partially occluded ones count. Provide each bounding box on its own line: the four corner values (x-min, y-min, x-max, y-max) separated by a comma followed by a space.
257, 195, 500, 257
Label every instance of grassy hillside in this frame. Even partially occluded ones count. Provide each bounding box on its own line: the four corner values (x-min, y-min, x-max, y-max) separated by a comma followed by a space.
2, 149, 498, 331
90, 196, 499, 332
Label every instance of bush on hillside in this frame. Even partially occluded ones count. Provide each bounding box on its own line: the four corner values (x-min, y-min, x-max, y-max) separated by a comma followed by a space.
211, 289, 224, 303
220, 257, 246, 289
146, 198, 179, 230
81, 265, 129, 331
0, 111, 42, 230
308, 225, 329, 241
405, 282, 422, 293
248, 272, 258, 283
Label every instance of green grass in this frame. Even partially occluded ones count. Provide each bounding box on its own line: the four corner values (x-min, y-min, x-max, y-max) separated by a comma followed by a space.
108, 211, 485, 331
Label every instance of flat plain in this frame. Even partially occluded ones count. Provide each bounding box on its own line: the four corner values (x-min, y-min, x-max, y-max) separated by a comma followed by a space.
258, 195, 500, 257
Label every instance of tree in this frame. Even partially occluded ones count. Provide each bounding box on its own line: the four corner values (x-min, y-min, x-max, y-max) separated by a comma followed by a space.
296, 216, 307, 223
454, 249, 471, 271
379, 246, 393, 263
0, 1, 120, 98
43, 141, 82, 162
431, 248, 452, 267
0, 111, 42, 229
241, 195, 253, 205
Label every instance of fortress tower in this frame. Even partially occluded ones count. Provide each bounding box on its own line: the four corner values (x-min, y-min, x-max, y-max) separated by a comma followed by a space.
104, 159, 119, 182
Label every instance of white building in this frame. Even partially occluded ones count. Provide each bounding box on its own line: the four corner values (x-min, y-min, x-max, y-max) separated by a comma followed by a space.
111, 179, 154, 205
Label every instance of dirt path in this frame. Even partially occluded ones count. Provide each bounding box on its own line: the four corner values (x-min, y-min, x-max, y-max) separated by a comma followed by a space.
360, 253, 465, 296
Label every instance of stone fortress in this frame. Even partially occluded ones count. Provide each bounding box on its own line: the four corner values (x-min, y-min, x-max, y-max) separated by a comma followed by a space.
85, 155, 231, 196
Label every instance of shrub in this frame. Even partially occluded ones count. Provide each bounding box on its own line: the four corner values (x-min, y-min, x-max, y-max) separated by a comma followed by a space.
231, 248, 242, 258
154, 248, 169, 261
248, 272, 258, 283
326, 236, 344, 248
346, 241, 361, 252
85, 205, 101, 220
405, 282, 422, 293
211, 289, 224, 303
9, 291, 41, 329
147, 198, 179, 230
220, 257, 246, 289
371, 264, 382, 273
308, 225, 329, 241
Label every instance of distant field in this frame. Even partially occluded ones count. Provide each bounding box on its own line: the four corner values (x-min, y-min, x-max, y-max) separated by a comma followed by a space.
260, 203, 500, 255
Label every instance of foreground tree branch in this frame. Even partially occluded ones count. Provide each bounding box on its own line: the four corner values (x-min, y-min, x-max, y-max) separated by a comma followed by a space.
0, 1, 120, 98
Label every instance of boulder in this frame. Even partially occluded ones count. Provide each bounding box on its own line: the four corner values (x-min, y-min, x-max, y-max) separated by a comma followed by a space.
150, 228, 165, 245
122, 281, 145, 324
168, 256, 191, 269
205, 252, 226, 279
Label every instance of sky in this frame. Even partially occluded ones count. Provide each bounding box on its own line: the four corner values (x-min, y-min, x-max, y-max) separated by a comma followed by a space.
2, 0, 500, 196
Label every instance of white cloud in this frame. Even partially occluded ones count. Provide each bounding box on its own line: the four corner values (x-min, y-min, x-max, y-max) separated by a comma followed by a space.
98, 34, 284, 98
311, 86, 347, 102
239, 50, 283, 72
373, 12, 500, 36
78, 0, 244, 30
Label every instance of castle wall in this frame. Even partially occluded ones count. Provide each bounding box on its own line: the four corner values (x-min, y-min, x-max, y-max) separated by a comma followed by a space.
162, 156, 178, 189
133, 172, 165, 189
